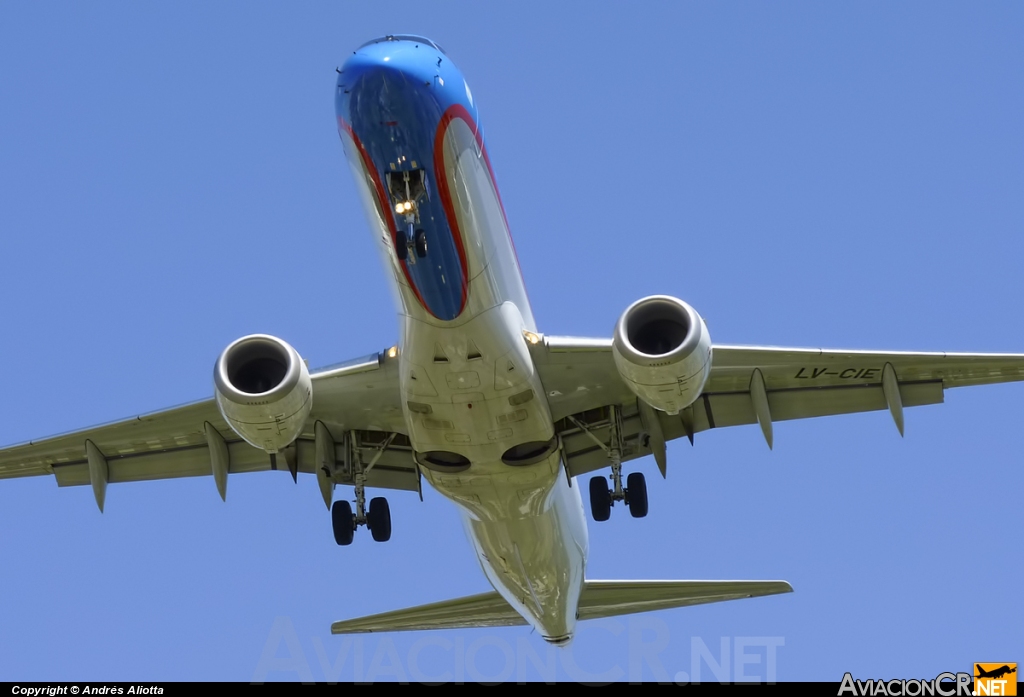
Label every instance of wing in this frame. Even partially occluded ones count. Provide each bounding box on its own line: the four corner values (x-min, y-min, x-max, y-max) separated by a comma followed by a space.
0, 351, 419, 503
531, 337, 1024, 478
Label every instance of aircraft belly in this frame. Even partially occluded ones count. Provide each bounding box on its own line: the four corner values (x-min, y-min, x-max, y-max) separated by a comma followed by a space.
399, 299, 588, 639
455, 453, 587, 642
399, 302, 552, 460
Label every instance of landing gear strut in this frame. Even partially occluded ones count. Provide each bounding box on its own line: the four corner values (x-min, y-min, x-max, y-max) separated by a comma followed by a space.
579, 405, 649, 522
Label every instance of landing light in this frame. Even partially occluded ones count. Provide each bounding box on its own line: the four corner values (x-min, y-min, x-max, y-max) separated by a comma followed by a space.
524, 331, 541, 345
394, 203, 404, 214
387, 346, 399, 358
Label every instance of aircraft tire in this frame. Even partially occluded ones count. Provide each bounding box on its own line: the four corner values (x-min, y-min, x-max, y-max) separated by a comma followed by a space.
626, 472, 648, 518
415, 229, 428, 258
589, 476, 611, 522
396, 229, 409, 261
367, 497, 392, 542
332, 500, 355, 546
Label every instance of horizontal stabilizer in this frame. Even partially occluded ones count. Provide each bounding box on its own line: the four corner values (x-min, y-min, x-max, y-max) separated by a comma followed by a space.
331, 579, 792, 634
577, 579, 793, 620
332, 590, 525, 634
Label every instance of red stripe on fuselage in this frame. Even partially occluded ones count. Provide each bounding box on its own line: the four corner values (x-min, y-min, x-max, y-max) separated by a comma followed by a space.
433, 105, 528, 309
432, 105, 474, 314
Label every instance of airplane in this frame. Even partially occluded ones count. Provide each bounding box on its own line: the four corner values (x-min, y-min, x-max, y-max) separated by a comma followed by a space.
976, 665, 1016, 680
2, 33, 1024, 647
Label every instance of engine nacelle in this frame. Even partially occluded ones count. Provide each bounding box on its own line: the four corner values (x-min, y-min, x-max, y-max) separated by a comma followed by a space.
214, 334, 312, 453
611, 296, 712, 415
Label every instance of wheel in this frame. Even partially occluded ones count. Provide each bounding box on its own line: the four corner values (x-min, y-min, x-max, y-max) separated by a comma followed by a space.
395, 229, 408, 261
414, 229, 427, 258
626, 472, 648, 518
589, 476, 611, 522
367, 497, 392, 542
331, 500, 355, 546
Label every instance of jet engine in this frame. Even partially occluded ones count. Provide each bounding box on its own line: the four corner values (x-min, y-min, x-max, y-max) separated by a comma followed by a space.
611, 296, 712, 414
214, 334, 312, 453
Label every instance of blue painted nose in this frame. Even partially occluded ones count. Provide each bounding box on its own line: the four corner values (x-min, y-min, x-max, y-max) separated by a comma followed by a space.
336, 38, 447, 128
334, 37, 478, 322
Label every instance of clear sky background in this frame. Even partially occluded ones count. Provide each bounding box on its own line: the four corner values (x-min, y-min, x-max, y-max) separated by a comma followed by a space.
1, 2, 1022, 683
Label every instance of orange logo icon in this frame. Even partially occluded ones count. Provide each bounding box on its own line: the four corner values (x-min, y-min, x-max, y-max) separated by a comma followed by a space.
974, 664, 1017, 696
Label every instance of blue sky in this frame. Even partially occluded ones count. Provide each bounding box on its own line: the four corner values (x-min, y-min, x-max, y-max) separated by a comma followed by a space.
1, 2, 1021, 682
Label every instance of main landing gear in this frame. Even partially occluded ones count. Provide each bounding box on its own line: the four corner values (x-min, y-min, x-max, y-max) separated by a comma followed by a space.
332, 496, 391, 545
332, 495, 392, 545
577, 404, 649, 522
589, 471, 647, 522
330, 432, 395, 545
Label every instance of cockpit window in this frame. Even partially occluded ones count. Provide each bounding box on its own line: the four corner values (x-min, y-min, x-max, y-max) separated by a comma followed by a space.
358, 34, 448, 56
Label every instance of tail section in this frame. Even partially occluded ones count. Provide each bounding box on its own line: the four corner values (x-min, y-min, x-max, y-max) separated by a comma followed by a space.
331, 579, 792, 635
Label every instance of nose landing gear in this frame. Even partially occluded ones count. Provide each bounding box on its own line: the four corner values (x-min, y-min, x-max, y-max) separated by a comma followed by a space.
396, 228, 409, 261
414, 229, 427, 258
387, 168, 429, 263
395, 224, 427, 263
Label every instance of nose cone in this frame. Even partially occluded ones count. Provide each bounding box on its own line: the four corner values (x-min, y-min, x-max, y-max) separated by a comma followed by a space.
346, 38, 439, 83
336, 38, 447, 127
